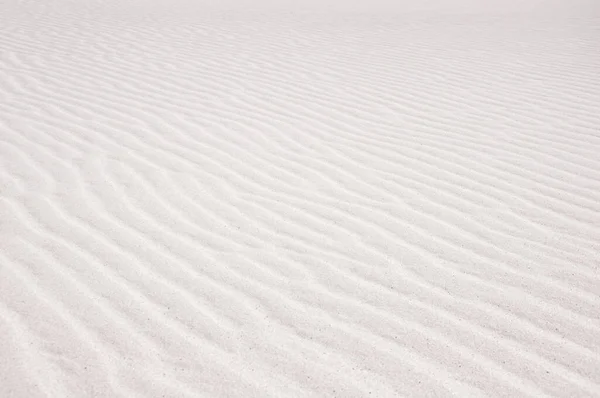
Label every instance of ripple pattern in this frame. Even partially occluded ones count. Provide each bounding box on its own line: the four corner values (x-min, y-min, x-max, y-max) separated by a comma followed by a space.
1, 0, 600, 397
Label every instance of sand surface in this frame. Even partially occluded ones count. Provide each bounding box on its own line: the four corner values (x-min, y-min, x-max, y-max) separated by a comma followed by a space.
1, 0, 600, 396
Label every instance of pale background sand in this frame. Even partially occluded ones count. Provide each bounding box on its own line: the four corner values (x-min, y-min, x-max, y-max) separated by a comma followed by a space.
1, 0, 599, 396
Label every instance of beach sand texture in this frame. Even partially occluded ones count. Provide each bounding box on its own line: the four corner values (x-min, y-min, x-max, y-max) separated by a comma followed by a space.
1, 0, 600, 396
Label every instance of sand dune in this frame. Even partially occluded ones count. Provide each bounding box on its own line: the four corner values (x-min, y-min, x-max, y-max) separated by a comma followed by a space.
1, 0, 600, 396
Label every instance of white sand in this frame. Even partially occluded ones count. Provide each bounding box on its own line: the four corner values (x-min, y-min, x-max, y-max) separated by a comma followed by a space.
1, 0, 600, 396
